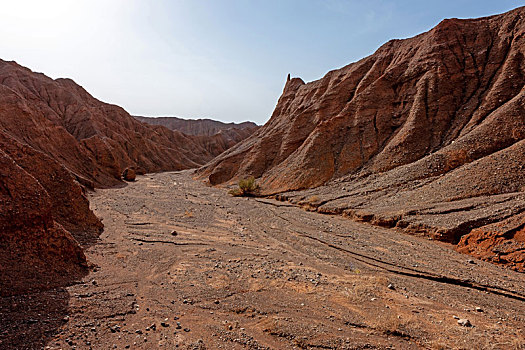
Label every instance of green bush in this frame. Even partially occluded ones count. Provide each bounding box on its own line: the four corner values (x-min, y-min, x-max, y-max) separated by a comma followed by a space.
229, 176, 259, 196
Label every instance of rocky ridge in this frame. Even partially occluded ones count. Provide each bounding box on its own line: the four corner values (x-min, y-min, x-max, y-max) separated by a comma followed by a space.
198, 7, 525, 270
134, 115, 257, 136
136, 116, 259, 156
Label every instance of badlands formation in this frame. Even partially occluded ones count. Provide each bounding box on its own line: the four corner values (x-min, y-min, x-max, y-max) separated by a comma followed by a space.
199, 7, 525, 271
0, 6, 524, 350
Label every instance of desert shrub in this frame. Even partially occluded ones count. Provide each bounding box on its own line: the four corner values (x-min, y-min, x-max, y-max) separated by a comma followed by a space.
297, 195, 321, 210
229, 176, 259, 197
239, 176, 258, 192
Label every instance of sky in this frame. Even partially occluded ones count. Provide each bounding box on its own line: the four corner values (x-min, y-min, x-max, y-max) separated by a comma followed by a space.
0, 1, 522, 124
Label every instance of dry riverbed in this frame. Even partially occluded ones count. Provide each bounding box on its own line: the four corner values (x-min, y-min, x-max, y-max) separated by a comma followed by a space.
11, 171, 525, 349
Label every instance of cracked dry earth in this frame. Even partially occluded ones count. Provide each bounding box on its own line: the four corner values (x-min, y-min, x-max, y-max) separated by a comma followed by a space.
45, 171, 524, 349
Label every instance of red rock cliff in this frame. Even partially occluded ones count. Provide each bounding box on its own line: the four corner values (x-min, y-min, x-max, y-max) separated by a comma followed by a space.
198, 7, 525, 270
199, 8, 525, 192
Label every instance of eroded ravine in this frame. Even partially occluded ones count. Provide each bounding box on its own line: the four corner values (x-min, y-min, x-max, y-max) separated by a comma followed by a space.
43, 171, 524, 349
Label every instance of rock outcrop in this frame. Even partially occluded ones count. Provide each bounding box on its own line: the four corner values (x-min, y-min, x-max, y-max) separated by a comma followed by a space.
122, 168, 136, 182
0, 132, 94, 296
457, 213, 525, 271
192, 127, 260, 157
199, 7, 525, 270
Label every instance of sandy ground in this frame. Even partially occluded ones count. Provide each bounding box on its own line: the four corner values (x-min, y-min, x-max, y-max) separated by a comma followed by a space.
9, 170, 525, 349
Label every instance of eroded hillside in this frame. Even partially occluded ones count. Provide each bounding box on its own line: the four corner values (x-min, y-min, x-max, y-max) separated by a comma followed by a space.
198, 7, 525, 270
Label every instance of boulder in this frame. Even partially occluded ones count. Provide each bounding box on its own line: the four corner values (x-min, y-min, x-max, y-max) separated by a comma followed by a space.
122, 167, 136, 182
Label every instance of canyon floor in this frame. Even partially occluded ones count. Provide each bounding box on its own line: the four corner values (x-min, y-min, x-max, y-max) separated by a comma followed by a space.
3, 171, 525, 349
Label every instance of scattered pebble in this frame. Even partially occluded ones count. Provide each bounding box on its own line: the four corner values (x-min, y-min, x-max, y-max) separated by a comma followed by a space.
110, 325, 120, 333
458, 319, 472, 327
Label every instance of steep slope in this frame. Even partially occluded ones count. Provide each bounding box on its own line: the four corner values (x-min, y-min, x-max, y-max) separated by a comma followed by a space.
0, 60, 251, 295
0, 131, 96, 296
0, 60, 216, 188
135, 115, 257, 136
198, 7, 525, 270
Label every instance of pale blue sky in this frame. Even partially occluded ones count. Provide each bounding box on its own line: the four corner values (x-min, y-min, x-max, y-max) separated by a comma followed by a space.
0, 1, 522, 124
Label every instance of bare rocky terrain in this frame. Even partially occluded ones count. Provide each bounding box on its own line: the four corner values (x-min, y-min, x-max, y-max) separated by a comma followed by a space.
0, 59, 255, 301
3, 171, 523, 349
1, 6, 524, 350
199, 7, 525, 270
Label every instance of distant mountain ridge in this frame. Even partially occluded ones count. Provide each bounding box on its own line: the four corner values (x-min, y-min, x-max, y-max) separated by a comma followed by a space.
134, 116, 258, 136
135, 116, 260, 158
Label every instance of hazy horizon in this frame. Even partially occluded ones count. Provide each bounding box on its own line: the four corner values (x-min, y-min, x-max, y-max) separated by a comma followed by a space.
1, 0, 521, 124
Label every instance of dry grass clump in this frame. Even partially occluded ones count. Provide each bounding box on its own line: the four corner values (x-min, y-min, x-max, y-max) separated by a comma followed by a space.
298, 195, 321, 210
373, 313, 425, 341
307, 195, 320, 203
347, 275, 388, 303
229, 176, 259, 197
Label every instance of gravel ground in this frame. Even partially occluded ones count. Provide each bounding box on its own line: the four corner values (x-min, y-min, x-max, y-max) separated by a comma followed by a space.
9, 170, 524, 349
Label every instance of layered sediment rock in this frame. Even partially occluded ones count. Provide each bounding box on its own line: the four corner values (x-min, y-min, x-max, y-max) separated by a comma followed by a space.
0, 60, 217, 188
0, 135, 91, 296
199, 7, 525, 270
